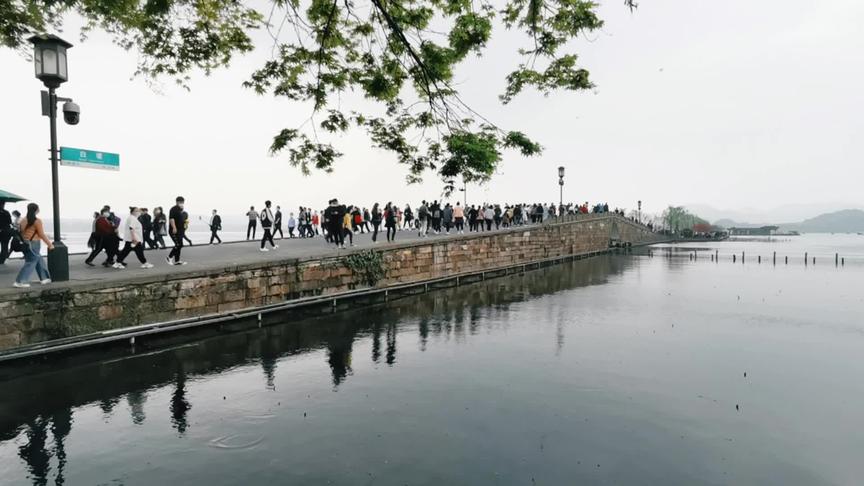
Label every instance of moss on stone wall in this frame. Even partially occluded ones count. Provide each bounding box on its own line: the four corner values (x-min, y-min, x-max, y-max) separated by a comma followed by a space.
343, 250, 385, 287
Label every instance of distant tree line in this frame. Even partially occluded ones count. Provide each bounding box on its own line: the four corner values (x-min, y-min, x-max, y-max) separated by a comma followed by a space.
661, 206, 708, 235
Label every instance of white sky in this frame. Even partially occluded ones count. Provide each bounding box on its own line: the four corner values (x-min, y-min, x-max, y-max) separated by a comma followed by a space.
1, 0, 862, 220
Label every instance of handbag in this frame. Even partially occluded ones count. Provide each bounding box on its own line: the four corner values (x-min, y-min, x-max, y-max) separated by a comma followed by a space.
9, 230, 27, 253
10, 224, 36, 254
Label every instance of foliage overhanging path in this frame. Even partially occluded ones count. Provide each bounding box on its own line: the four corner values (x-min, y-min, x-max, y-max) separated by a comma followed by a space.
2, 0, 638, 188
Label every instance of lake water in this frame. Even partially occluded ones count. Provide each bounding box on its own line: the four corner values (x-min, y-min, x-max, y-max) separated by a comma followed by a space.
1, 236, 863, 485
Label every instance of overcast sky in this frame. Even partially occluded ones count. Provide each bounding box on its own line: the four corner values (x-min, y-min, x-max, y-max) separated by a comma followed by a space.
1, 0, 862, 221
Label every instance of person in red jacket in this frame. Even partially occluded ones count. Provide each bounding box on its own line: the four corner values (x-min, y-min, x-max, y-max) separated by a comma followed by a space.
85, 209, 119, 267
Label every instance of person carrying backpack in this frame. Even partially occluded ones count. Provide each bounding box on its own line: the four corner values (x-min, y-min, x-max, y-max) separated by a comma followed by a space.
259, 201, 278, 251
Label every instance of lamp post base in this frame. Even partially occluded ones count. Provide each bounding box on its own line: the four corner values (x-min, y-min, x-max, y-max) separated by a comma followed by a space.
47, 242, 69, 282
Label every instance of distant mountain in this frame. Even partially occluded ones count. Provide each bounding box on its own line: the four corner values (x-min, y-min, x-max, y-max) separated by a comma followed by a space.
710, 209, 864, 233
687, 203, 863, 226
713, 218, 770, 229
778, 209, 864, 234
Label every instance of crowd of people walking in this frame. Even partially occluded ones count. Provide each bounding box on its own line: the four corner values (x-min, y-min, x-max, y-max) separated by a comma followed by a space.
2, 195, 636, 288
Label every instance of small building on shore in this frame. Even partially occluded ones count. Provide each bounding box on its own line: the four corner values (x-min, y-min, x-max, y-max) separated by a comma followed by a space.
728, 226, 779, 236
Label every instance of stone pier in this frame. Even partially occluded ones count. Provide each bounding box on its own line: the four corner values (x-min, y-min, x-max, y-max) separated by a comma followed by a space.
0, 214, 662, 351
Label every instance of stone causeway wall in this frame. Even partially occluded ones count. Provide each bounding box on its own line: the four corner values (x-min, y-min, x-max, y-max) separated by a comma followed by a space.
0, 215, 661, 351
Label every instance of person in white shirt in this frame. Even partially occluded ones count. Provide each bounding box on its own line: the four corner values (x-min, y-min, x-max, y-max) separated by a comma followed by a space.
115, 207, 153, 269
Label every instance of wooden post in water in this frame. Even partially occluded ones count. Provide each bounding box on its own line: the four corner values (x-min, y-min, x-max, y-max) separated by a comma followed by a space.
742, 251, 745, 264
758, 255, 761, 264
812, 256, 815, 265
733, 254, 737, 263
785, 255, 788, 264
842, 257, 845, 266
715, 249, 719, 261
805, 252, 808, 265
773, 251, 776, 265
835, 253, 839, 266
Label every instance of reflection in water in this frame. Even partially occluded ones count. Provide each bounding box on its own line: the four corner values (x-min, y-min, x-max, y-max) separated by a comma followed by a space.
50, 408, 71, 486
170, 366, 191, 436
555, 314, 565, 356
0, 256, 630, 484
14, 407, 72, 486
326, 330, 353, 387
371, 323, 382, 363
99, 397, 119, 418
18, 418, 50, 486
127, 390, 147, 426
418, 317, 429, 352
261, 343, 279, 391
386, 323, 397, 366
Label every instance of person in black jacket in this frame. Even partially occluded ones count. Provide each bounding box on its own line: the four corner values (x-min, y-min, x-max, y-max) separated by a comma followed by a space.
274, 206, 284, 239
167, 196, 188, 265
324, 199, 346, 249
139, 208, 156, 249
370, 203, 382, 243
0, 201, 12, 264
259, 200, 278, 251
384, 202, 397, 242
209, 209, 222, 244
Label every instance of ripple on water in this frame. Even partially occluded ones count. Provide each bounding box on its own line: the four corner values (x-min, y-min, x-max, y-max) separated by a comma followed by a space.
207, 434, 265, 450
241, 413, 277, 421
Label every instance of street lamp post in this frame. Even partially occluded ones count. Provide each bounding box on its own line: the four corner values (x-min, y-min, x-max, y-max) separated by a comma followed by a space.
29, 34, 74, 282
448, 178, 468, 206
638, 200, 642, 224
558, 166, 565, 210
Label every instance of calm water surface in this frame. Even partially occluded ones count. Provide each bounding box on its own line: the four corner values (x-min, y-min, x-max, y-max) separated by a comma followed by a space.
1, 236, 863, 485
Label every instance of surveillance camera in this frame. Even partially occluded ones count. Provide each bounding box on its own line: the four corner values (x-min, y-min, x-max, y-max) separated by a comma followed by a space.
62, 101, 80, 125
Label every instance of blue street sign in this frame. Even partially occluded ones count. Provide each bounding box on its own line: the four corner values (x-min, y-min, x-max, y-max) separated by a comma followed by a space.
59, 146, 120, 171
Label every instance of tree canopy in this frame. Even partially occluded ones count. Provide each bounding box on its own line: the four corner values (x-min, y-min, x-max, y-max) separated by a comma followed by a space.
661, 206, 708, 234
2, 0, 637, 190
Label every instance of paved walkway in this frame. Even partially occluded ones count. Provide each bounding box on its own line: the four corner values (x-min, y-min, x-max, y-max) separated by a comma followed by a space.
0, 224, 540, 297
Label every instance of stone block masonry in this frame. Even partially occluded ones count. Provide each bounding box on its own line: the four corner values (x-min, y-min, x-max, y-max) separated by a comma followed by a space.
0, 215, 662, 351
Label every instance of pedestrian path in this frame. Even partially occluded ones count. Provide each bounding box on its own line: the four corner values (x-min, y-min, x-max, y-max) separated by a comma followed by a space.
0, 226, 529, 297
